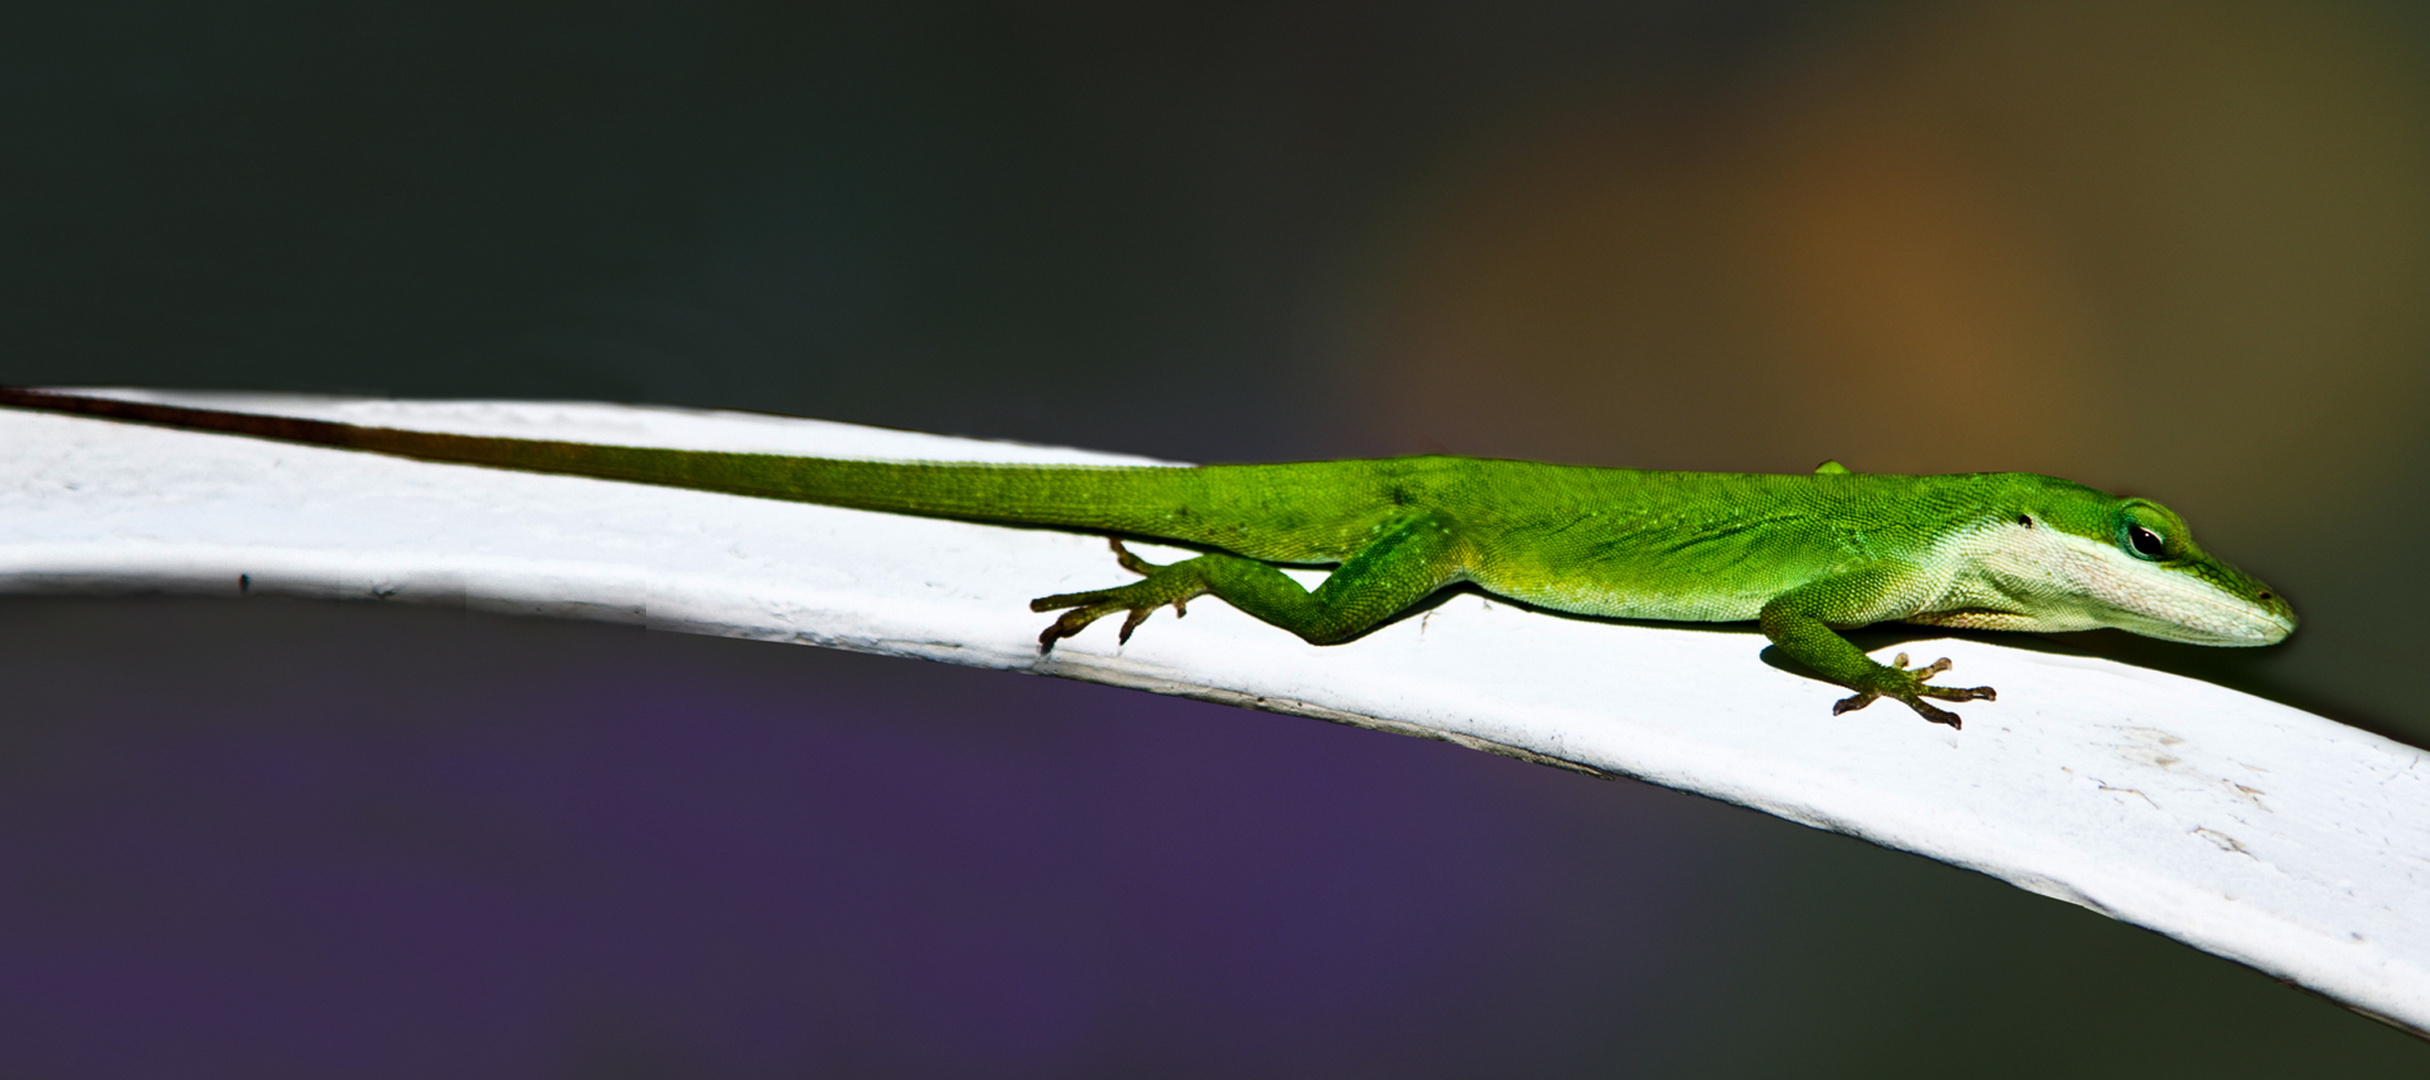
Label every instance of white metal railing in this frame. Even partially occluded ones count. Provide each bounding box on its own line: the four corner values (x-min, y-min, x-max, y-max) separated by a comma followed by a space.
6, 390, 2423, 1035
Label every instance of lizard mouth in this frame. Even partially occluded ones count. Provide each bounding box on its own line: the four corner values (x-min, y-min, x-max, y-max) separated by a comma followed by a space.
2115, 583, 2295, 646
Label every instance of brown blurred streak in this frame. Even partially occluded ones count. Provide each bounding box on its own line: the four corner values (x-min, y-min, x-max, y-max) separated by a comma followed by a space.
1730, 89, 2100, 478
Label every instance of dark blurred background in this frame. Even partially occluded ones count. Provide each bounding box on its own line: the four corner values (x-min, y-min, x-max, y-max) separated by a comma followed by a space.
5, 1, 2428, 1075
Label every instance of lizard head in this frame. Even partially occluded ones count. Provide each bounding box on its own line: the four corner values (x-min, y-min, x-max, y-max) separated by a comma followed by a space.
2037, 494, 2296, 646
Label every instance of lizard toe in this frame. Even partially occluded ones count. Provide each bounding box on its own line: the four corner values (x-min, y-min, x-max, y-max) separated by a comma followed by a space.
1900, 696, 1964, 729
1918, 684, 1996, 703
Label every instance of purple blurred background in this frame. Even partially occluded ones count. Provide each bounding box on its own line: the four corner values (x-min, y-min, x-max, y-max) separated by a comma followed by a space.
7, 1, 2430, 1074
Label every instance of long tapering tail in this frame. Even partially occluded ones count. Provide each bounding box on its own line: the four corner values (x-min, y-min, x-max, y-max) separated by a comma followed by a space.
0, 385, 1223, 537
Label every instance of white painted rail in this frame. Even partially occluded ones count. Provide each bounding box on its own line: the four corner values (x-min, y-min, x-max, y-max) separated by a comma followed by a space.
4, 390, 2424, 1035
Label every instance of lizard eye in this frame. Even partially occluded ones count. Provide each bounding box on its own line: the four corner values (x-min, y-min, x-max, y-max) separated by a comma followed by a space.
2126, 524, 2166, 559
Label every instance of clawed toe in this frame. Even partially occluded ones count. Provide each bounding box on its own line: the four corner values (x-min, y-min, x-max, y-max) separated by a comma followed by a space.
1905, 698, 1963, 729
1905, 654, 1995, 704
1118, 606, 1155, 643
1918, 684, 1996, 703
1109, 537, 1159, 576
1037, 611, 1087, 650
1889, 653, 1951, 679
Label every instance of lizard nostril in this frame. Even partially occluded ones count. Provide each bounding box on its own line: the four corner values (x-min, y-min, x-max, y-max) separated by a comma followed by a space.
2257, 591, 2272, 601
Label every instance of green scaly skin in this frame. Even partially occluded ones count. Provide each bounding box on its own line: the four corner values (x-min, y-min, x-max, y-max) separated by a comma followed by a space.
0, 390, 2297, 729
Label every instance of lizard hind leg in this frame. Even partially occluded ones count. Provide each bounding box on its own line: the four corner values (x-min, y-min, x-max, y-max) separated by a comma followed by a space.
1030, 513, 1465, 653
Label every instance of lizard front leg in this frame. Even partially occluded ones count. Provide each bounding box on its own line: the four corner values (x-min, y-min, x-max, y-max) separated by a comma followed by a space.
1758, 569, 1996, 728
1031, 513, 1465, 651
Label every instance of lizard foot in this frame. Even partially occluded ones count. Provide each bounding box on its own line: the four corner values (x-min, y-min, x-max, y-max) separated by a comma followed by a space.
1030, 539, 1208, 651
1831, 653, 1996, 729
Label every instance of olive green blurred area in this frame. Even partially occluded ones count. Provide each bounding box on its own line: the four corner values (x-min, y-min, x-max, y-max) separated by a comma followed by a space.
8, 0, 2429, 1072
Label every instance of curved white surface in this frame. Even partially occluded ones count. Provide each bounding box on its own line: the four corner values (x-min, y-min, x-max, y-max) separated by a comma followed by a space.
4, 391, 2425, 1034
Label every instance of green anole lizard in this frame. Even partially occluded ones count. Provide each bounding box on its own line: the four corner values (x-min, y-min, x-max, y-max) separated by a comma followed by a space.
0, 387, 2295, 728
